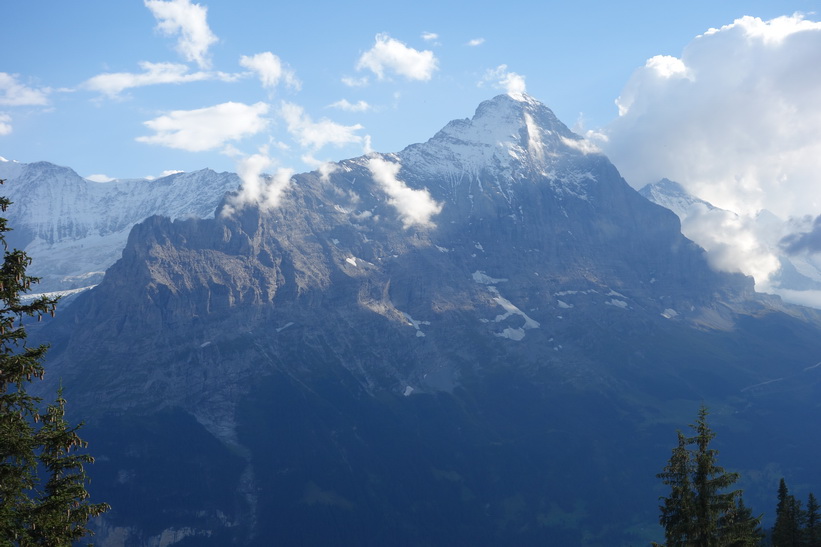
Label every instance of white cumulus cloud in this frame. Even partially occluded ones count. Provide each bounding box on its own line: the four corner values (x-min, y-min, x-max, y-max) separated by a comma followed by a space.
0, 73, 50, 106
366, 157, 442, 229
239, 52, 300, 91
597, 13, 821, 292
480, 64, 526, 98
280, 101, 364, 150
602, 14, 821, 218
356, 34, 438, 81
467, 38, 485, 47
137, 101, 270, 152
421, 31, 438, 42
144, 0, 218, 68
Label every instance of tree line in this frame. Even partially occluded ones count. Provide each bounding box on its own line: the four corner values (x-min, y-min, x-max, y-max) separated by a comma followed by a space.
655, 406, 820, 546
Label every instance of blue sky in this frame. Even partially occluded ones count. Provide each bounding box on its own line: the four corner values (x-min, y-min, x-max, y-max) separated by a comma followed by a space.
3, 1, 821, 302
1, 0, 816, 179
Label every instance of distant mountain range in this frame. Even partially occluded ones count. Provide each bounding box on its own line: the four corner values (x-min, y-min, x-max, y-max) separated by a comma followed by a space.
0, 158, 240, 294
14, 94, 821, 545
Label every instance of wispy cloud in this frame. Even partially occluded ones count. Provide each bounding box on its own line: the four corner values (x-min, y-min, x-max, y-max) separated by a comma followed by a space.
367, 157, 442, 228
341, 76, 370, 87
0, 73, 50, 106
466, 38, 485, 47
144, 0, 218, 68
357, 34, 438, 81
0, 114, 12, 135
224, 149, 293, 214
160, 169, 184, 177
782, 215, 821, 255
280, 101, 364, 150
421, 31, 438, 42
84, 62, 235, 98
680, 205, 780, 283
137, 101, 270, 152
479, 64, 526, 97
318, 161, 340, 183
85, 174, 115, 183
239, 52, 300, 91
327, 99, 372, 112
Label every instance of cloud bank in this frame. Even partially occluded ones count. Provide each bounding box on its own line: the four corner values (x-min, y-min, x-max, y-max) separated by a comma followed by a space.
357, 34, 438, 81
602, 14, 821, 218
137, 101, 270, 151
596, 14, 821, 292
144, 0, 218, 68
366, 157, 442, 228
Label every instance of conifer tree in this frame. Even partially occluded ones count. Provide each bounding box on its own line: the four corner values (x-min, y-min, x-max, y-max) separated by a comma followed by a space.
0, 182, 108, 544
659, 431, 696, 546
805, 493, 820, 547
772, 478, 808, 547
690, 406, 741, 546
656, 406, 761, 547
720, 497, 764, 546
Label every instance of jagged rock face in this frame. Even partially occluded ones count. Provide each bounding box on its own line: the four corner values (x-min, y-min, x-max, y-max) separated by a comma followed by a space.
37, 95, 821, 546
49, 95, 755, 409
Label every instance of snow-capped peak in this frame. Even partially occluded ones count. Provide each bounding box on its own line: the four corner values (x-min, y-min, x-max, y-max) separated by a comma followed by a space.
639, 178, 716, 220
398, 94, 600, 178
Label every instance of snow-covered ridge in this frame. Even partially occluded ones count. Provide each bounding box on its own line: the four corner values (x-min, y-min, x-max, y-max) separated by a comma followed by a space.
639, 178, 716, 219
1, 161, 240, 245
0, 160, 241, 293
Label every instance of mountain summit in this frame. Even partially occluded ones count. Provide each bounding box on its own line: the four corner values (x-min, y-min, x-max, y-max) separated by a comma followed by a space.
401, 93, 590, 176
35, 94, 821, 546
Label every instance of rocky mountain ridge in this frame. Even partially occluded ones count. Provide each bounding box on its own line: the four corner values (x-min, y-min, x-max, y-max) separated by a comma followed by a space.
29, 94, 821, 546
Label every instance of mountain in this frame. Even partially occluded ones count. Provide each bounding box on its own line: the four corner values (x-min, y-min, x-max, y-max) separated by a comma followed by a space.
638, 177, 717, 217
33, 94, 821, 546
0, 158, 241, 294
640, 178, 821, 306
